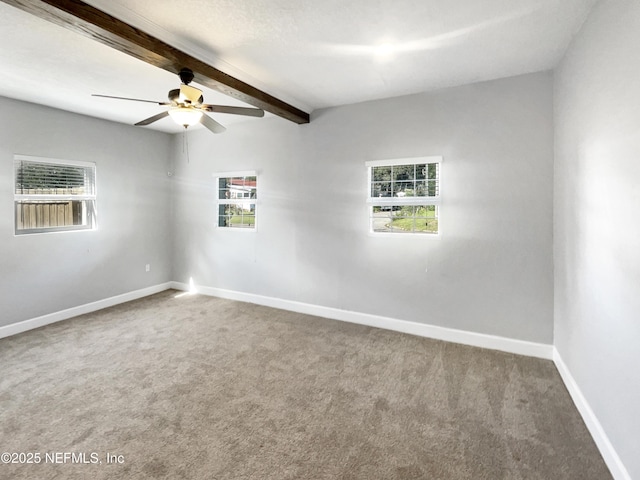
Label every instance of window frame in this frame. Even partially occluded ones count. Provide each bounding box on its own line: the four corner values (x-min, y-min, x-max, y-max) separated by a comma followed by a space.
366, 156, 442, 236
14, 155, 97, 236
214, 170, 258, 231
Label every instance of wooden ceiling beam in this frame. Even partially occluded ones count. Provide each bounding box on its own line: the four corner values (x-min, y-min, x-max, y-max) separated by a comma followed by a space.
1, 0, 310, 124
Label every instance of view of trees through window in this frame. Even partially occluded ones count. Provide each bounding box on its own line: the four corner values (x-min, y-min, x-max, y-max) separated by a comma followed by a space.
368, 160, 440, 234
217, 175, 257, 228
371, 163, 438, 198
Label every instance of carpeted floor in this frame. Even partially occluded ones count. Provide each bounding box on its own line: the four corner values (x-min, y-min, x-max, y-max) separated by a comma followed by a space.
0, 290, 611, 479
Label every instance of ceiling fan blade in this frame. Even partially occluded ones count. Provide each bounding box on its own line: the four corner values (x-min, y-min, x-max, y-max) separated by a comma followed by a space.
202, 105, 265, 117
93, 94, 169, 105
135, 111, 170, 126
200, 114, 227, 134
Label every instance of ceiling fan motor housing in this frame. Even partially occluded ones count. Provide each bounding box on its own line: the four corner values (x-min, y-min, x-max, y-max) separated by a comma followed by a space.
178, 68, 195, 85
93, 66, 262, 134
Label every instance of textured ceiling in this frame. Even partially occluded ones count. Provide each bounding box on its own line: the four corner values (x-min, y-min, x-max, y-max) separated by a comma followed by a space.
0, 0, 596, 133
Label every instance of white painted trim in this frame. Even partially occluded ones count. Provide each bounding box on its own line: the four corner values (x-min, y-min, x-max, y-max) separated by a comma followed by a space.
169, 281, 553, 359
212, 170, 257, 178
365, 156, 443, 167
0, 283, 172, 340
2, 279, 627, 478
14, 154, 96, 168
553, 348, 631, 480
366, 196, 441, 205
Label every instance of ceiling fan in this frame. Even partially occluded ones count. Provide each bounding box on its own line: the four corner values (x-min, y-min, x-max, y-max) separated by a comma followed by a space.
92, 68, 265, 134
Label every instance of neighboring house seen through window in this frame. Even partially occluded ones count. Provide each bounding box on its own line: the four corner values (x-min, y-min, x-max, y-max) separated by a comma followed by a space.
14, 155, 97, 235
217, 172, 257, 229
366, 156, 441, 234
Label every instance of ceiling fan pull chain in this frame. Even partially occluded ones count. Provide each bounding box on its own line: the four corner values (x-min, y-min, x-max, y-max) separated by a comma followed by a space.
183, 127, 190, 164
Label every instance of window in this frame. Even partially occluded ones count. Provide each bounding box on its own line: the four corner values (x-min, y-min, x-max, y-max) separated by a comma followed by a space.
217, 172, 257, 229
14, 155, 97, 235
366, 156, 441, 234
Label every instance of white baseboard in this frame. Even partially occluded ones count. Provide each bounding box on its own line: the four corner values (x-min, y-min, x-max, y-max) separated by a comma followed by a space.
3, 281, 626, 477
169, 281, 553, 360
553, 348, 631, 480
172, 282, 629, 477
0, 283, 172, 340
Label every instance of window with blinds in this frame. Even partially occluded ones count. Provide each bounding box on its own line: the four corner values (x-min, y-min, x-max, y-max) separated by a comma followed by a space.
366, 156, 442, 234
14, 155, 97, 235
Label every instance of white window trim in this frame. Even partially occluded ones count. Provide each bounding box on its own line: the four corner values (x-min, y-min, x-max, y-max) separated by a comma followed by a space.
14, 154, 97, 236
14, 154, 96, 169
366, 156, 442, 236
213, 170, 258, 231
365, 155, 443, 168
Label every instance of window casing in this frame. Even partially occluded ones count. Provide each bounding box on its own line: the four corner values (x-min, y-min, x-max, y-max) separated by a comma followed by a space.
14, 155, 97, 235
366, 156, 441, 235
216, 172, 257, 229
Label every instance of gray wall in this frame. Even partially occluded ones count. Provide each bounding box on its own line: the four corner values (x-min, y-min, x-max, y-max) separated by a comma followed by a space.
0, 96, 173, 327
554, 0, 640, 477
1, 6, 636, 472
172, 71, 555, 343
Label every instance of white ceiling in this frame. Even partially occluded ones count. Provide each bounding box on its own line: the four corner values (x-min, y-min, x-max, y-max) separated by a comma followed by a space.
0, 0, 596, 133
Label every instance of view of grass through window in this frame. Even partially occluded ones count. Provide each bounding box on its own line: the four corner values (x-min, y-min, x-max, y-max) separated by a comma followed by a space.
217, 175, 257, 228
372, 205, 438, 233
368, 159, 440, 234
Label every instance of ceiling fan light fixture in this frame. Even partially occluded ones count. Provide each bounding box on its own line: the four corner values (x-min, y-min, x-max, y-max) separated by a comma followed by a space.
168, 107, 203, 127
95, 69, 263, 134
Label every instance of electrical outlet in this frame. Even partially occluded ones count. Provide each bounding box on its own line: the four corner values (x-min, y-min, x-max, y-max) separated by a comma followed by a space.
145, 264, 150, 272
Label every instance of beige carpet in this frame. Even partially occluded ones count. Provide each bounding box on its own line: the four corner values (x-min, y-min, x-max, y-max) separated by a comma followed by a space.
0, 290, 611, 479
